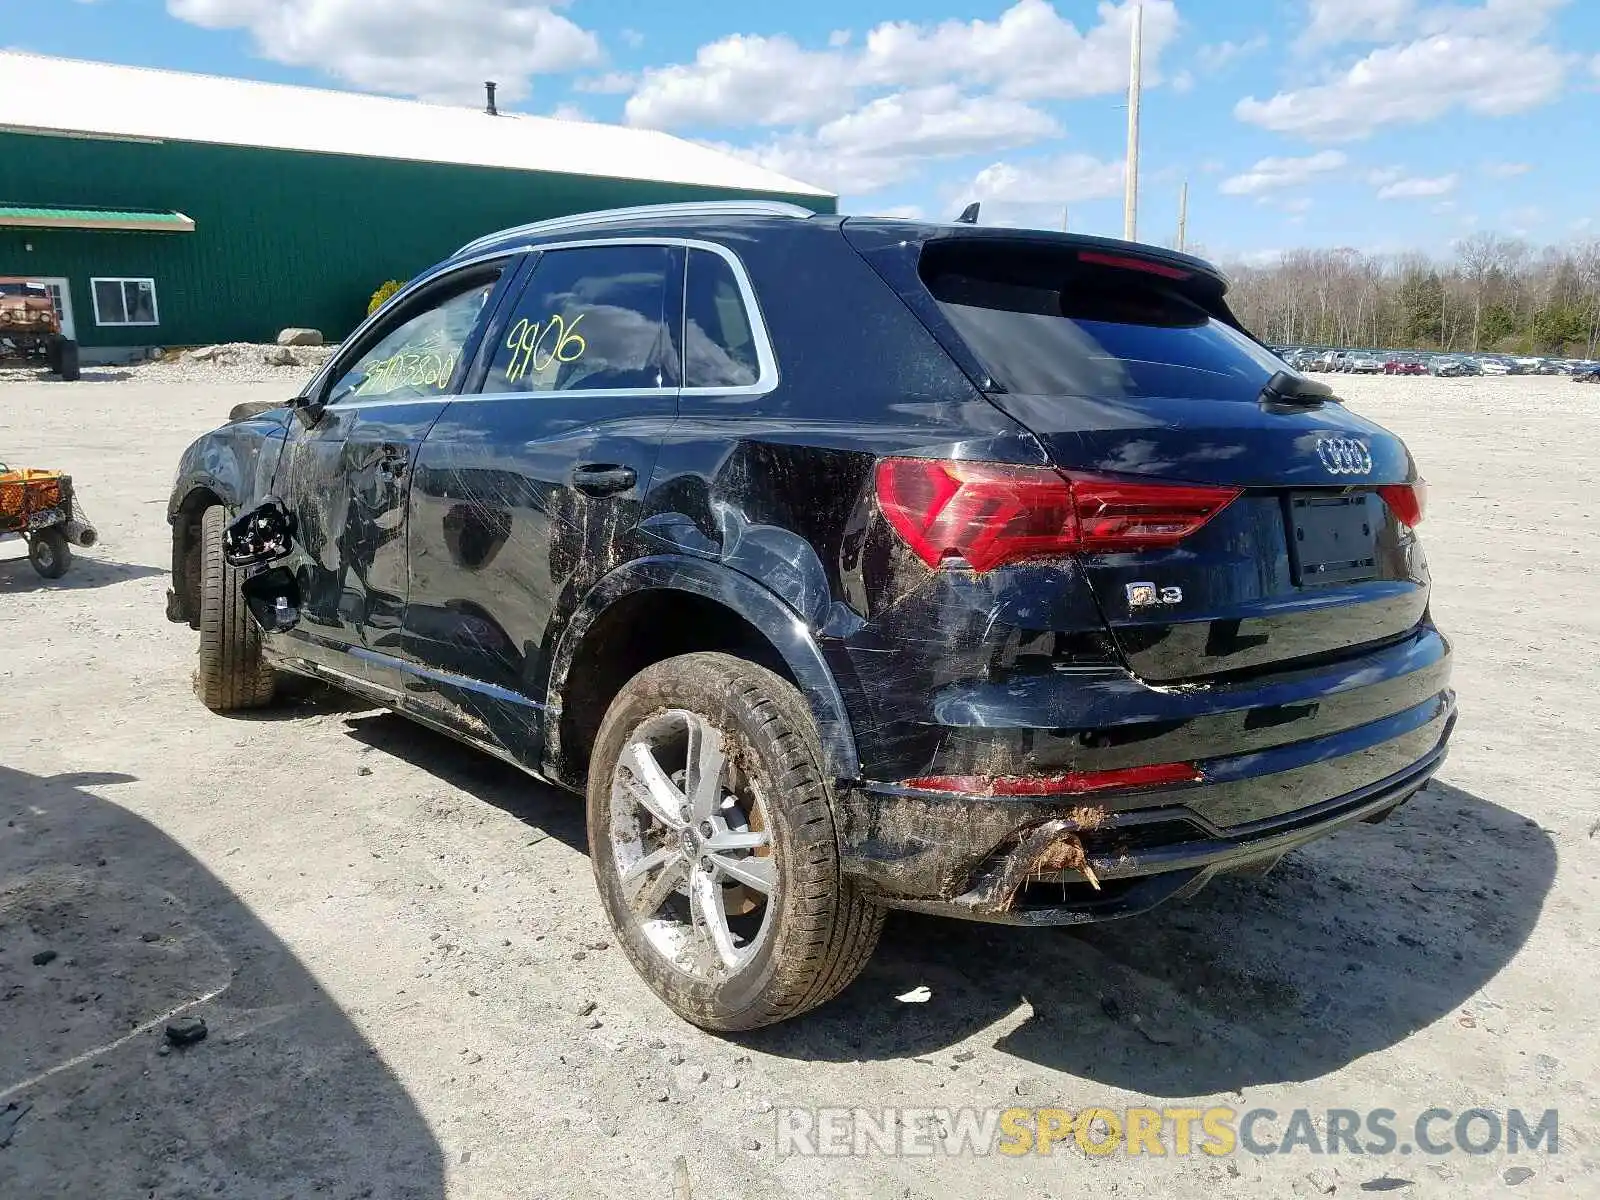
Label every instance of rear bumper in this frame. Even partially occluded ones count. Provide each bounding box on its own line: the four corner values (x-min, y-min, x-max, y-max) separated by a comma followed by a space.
835, 628, 1456, 925
870, 725, 1449, 925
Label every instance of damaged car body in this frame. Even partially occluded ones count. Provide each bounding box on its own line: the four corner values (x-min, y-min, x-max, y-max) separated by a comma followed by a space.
167, 201, 1455, 1029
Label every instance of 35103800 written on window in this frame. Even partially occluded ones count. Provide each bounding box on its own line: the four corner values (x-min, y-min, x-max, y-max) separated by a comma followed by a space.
91, 277, 159, 327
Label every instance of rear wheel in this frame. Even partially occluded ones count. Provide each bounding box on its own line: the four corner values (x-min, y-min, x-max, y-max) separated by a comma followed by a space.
587, 652, 882, 1031
28, 528, 71, 579
196, 505, 277, 711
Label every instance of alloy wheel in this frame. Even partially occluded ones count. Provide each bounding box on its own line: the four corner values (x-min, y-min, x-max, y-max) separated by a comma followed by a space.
607, 708, 777, 981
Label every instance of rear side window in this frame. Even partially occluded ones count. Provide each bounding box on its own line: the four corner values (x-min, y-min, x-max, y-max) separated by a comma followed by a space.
683, 249, 759, 388
484, 244, 681, 394
923, 246, 1287, 401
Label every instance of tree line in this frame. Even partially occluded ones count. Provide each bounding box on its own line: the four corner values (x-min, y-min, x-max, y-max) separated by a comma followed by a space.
1218, 233, 1600, 356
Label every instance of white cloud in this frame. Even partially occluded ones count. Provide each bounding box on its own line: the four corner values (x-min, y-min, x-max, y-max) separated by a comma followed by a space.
1299, 0, 1566, 48
1366, 165, 1406, 187
958, 153, 1127, 206
1300, 0, 1414, 48
1220, 151, 1349, 196
1377, 173, 1458, 198
165, 0, 600, 104
828, 30, 852, 49
625, 1, 1179, 130
1415, 0, 1569, 39
710, 86, 1059, 194
624, 33, 857, 128
1281, 196, 1315, 214
619, 27, 644, 49
1591, 52, 1600, 78
1482, 161, 1532, 179
1169, 69, 1195, 94
1236, 34, 1566, 140
1197, 34, 1268, 71
548, 102, 589, 123
867, 204, 925, 220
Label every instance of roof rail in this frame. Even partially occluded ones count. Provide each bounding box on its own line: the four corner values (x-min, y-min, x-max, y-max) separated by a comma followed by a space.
452, 200, 818, 258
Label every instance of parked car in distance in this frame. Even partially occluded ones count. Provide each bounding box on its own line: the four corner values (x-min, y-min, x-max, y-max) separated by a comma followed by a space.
1477, 357, 1511, 376
1429, 356, 1476, 377
1344, 353, 1384, 374
1384, 354, 1427, 376
165, 202, 1454, 1030
1574, 364, 1600, 383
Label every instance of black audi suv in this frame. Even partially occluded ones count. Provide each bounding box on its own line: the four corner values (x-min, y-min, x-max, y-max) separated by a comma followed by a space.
167, 201, 1454, 1030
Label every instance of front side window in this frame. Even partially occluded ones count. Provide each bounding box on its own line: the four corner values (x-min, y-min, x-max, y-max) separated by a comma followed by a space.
483, 244, 680, 394
683, 248, 760, 389
91, 278, 158, 326
325, 271, 501, 406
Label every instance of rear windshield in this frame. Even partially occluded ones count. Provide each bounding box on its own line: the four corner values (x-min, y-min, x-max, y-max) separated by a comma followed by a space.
922, 246, 1287, 401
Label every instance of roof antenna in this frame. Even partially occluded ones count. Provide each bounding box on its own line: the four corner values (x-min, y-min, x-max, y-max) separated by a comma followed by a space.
484, 81, 499, 116
956, 202, 980, 225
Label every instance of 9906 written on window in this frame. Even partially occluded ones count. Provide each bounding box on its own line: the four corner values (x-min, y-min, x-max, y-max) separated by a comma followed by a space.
484, 245, 680, 394
91, 278, 158, 326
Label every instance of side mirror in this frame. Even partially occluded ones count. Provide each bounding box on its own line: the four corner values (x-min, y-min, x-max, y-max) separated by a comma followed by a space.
223, 498, 296, 568
290, 392, 326, 429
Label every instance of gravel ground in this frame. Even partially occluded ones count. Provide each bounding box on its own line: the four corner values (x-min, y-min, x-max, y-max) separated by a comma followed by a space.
0, 373, 1596, 1199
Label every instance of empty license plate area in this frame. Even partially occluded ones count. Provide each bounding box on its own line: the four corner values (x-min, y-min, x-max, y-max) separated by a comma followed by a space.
1286, 493, 1379, 586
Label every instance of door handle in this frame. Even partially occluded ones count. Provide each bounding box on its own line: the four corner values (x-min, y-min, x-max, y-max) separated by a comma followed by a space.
572, 464, 637, 497
377, 443, 407, 480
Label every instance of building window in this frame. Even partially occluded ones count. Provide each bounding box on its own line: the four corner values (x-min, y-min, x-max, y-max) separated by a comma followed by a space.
91, 278, 159, 327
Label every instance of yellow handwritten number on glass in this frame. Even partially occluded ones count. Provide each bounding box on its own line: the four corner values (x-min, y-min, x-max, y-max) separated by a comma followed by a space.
504, 313, 587, 385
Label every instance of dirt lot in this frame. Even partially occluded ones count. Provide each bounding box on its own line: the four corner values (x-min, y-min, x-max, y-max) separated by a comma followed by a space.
1, 371, 1595, 1198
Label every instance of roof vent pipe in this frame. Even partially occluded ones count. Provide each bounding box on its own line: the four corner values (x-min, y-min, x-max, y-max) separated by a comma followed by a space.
485, 81, 499, 116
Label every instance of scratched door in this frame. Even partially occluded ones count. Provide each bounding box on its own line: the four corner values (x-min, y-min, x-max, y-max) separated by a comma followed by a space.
271, 261, 514, 689
404, 242, 685, 762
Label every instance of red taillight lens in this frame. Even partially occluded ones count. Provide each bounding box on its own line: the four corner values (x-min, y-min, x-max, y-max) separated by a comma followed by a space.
1077, 250, 1193, 280
904, 763, 1204, 796
874, 458, 1240, 572
1378, 482, 1427, 527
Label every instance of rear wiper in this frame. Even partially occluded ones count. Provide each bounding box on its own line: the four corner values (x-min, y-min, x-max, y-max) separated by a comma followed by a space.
1260, 370, 1336, 407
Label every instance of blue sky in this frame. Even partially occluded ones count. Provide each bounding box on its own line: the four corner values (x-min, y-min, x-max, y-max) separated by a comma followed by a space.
12, 0, 1599, 260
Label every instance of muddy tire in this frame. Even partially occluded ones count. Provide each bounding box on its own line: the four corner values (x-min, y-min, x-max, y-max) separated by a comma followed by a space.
587, 652, 882, 1031
28, 528, 71, 579
196, 504, 277, 712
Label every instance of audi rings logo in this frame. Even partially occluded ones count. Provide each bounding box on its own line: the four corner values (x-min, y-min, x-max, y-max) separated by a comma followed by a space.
1316, 436, 1374, 475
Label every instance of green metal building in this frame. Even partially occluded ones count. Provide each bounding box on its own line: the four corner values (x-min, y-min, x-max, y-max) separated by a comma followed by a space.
0, 52, 834, 362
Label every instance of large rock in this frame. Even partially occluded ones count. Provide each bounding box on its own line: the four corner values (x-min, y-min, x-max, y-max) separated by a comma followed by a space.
261, 346, 299, 367
185, 345, 220, 363
276, 328, 324, 347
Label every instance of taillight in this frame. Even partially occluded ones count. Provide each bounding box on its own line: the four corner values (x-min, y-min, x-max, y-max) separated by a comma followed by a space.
1378, 482, 1426, 527
874, 458, 1240, 572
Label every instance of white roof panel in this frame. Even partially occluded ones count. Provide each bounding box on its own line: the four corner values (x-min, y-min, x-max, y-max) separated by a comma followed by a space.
0, 52, 832, 200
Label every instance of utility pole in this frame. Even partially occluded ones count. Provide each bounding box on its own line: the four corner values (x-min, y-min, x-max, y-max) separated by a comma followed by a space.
1062, 205, 1070, 233
1176, 181, 1189, 252
1123, 3, 1143, 242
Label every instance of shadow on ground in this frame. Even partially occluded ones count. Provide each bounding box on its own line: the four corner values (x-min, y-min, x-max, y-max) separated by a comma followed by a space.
0, 765, 445, 1198
0, 555, 165, 594
294, 711, 1554, 1097
747, 781, 1555, 1095
340, 711, 587, 855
